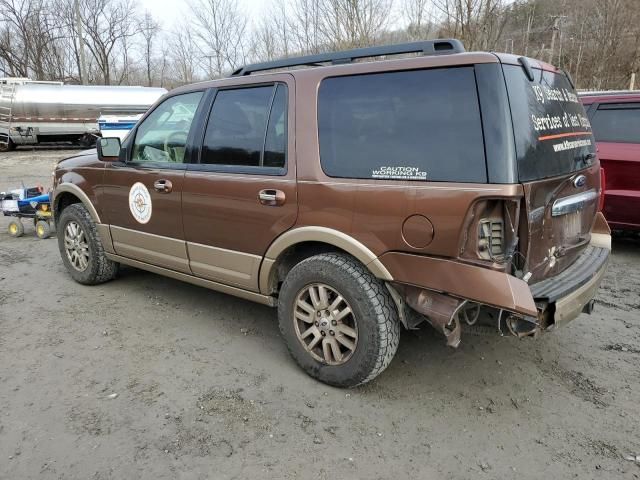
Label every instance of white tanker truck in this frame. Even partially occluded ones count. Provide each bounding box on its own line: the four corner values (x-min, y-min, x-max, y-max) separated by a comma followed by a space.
0, 78, 166, 151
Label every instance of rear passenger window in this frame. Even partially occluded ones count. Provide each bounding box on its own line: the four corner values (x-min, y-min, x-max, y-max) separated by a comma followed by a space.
317, 67, 486, 182
201, 84, 287, 169
591, 103, 640, 143
264, 85, 287, 168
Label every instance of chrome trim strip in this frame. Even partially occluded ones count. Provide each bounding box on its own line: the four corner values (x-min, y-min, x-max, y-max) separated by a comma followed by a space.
551, 189, 598, 217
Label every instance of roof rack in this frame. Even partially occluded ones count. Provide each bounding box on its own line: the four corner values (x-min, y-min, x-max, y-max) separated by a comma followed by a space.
578, 90, 640, 96
231, 39, 465, 76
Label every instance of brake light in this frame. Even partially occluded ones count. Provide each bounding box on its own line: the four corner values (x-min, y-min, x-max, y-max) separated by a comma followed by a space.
599, 167, 606, 212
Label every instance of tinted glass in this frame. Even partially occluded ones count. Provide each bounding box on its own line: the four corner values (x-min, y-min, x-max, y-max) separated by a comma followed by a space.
202, 86, 273, 166
264, 84, 287, 168
131, 92, 203, 164
591, 104, 640, 143
503, 65, 596, 182
318, 67, 486, 182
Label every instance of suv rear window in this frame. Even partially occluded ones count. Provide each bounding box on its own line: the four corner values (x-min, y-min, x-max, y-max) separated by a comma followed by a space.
590, 103, 640, 143
317, 67, 486, 182
503, 65, 596, 182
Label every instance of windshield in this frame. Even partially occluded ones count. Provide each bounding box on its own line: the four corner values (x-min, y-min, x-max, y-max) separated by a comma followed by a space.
503, 64, 595, 182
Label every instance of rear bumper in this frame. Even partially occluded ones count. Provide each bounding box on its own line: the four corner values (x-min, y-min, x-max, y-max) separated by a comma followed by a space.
379, 212, 611, 339
530, 245, 610, 327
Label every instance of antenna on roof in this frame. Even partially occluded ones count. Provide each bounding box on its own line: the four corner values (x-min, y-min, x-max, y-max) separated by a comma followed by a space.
231, 39, 465, 77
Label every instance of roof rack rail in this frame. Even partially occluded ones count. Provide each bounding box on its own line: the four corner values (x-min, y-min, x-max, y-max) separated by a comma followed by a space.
578, 89, 640, 96
231, 39, 465, 76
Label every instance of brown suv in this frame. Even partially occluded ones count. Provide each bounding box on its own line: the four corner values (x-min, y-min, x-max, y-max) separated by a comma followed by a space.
52, 40, 611, 387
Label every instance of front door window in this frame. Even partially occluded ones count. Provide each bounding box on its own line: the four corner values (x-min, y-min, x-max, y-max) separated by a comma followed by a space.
131, 91, 203, 164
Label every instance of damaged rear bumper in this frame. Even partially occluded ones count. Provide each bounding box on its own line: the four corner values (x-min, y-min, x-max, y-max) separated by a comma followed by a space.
379, 214, 611, 346
530, 245, 609, 328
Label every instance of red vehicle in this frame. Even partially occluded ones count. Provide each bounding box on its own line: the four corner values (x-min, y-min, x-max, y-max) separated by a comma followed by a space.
581, 91, 640, 231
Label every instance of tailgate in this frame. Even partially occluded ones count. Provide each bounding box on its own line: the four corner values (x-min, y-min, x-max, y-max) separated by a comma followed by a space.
502, 61, 600, 283
521, 164, 600, 282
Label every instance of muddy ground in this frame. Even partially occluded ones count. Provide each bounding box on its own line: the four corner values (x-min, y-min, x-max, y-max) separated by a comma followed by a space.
0, 149, 639, 480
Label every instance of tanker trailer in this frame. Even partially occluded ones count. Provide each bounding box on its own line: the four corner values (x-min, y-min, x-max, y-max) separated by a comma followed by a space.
0, 78, 166, 151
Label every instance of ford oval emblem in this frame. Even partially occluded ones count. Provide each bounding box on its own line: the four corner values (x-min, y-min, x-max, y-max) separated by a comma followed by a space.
573, 175, 587, 188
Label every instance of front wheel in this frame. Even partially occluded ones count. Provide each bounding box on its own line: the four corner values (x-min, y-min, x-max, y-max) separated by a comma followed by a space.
278, 253, 400, 387
57, 203, 118, 284
8, 220, 24, 237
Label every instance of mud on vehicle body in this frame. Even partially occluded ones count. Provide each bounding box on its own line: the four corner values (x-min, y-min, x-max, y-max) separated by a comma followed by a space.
52, 40, 611, 387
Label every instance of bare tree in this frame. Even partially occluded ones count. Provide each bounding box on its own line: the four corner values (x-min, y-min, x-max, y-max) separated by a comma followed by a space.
141, 11, 160, 86
168, 28, 199, 84
288, 0, 322, 54
78, 0, 139, 84
403, 0, 434, 40
0, 0, 70, 79
318, 0, 394, 49
188, 0, 248, 77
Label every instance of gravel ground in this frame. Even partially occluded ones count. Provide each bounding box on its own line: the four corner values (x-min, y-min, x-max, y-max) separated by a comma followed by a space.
1, 149, 639, 480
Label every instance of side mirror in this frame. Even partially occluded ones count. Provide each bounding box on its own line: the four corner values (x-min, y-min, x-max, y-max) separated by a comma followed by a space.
97, 137, 121, 161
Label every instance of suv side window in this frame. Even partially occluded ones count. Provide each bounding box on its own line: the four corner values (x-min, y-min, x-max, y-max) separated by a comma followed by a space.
317, 67, 486, 183
591, 103, 640, 143
201, 84, 287, 170
131, 91, 203, 164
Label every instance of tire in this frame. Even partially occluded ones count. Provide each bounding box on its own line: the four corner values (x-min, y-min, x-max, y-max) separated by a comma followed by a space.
57, 203, 118, 284
35, 220, 51, 239
0, 138, 15, 152
278, 253, 400, 388
7, 220, 24, 237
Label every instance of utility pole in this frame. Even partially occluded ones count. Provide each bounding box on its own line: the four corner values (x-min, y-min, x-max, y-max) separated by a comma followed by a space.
74, 0, 87, 85
506, 38, 514, 54
548, 16, 567, 65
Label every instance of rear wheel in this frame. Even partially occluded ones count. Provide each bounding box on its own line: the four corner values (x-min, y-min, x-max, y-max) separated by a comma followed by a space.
278, 253, 400, 387
57, 203, 118, 284
7, 220, 24, 237
35, 220, 51, 239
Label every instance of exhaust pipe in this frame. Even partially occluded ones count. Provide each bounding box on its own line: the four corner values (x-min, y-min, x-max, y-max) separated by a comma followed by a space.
505, 314, 539, 338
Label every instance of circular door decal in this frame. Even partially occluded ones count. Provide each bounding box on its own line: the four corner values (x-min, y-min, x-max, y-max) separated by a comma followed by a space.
129, 182, 152, 224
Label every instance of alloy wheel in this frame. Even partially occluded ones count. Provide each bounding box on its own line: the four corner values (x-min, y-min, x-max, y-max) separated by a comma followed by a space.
293, 283, 358, 365
64, 221, 90, 271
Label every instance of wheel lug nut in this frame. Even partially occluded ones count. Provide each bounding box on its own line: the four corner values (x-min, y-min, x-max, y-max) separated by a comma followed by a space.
315, 321, 319, 326
321, 331, 326, 337
317, 311, 321, 317
331, 320, 337, 326
329, 330, 335, 336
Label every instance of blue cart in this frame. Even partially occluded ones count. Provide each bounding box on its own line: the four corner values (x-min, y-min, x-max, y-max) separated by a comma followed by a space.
1, 187, 53, 238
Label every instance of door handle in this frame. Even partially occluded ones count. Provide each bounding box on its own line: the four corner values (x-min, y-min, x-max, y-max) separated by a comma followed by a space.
258, 189, 286, 206
154, 179, 173, 193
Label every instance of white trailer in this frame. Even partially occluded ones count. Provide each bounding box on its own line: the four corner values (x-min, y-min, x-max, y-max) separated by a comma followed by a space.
0, 78, 166, 151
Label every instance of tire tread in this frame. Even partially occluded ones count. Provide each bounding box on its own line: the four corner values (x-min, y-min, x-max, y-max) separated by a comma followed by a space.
278, 252, 400, 387
58, 204, 118, 284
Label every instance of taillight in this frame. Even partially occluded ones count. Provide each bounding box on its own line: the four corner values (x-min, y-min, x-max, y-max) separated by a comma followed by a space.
478, 219, 505, 259
599, 167, 606, 212
461, 199, 520, 267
